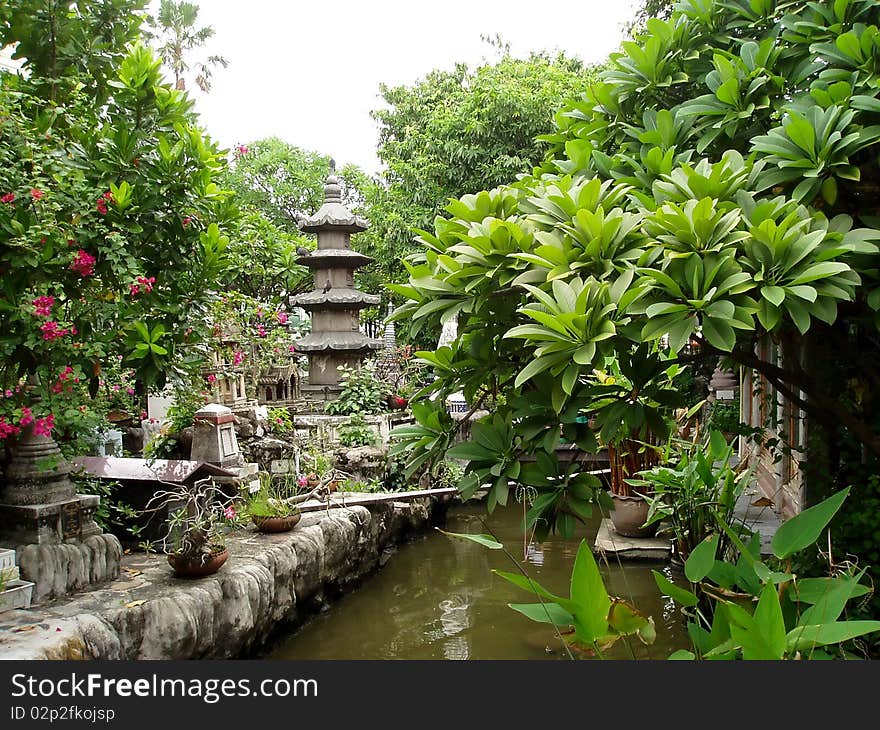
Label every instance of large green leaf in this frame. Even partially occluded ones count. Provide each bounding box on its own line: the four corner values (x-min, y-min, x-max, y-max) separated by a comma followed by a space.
653, 570, 699, 607
509, 602, 575, 626
771, 488, 850, 559
569, 539, 611, 642
685, 534, 719, 583
439, 530, 503, 550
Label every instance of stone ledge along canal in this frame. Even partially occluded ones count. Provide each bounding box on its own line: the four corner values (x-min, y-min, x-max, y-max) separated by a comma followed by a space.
265, 502, 690, 660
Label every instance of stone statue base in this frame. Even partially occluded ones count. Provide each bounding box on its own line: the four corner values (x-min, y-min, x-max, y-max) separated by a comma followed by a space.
13, 533, 122, 603
0, 493, 101, 546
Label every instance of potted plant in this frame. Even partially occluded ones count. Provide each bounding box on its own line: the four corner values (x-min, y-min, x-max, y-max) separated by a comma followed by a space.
629, 429, 754, 565
146, 477, 237, 578
582, 346, 687, 538
246, 472, 302, 533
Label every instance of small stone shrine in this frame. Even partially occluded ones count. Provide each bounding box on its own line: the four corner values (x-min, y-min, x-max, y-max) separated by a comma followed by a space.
202, 326, 249, 408
290, 162, 382, 402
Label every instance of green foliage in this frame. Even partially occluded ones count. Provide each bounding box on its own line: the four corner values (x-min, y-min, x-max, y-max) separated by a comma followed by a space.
362, 49, 597, 302
0, 10, 237, 444
633, 430, 753, 558
324, 361, 388, 416
656, 488, 880, 659
70, 473, 145, 543
705, 398, 744, 435
390, 0, 880, 563
448, 535, 656, 656
267, 407, 294, 436
337, 412, 379, 448
244, 472, 299, 518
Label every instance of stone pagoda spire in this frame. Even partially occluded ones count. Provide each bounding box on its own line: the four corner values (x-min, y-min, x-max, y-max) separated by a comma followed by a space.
290, 161, 382, 401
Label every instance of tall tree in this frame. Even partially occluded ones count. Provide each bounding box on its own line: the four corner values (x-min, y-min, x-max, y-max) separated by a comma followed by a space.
220, 138, 367, 303
150, 0, 226, 92
363, 49, 598, 305
0, 0, 148, 103
389, 0, 880, 578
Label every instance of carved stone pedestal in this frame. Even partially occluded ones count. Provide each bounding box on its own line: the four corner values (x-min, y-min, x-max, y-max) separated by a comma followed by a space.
0, 426, 120, 602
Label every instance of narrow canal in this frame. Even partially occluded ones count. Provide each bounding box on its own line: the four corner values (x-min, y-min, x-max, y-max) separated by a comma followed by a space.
266, 502, 691, 659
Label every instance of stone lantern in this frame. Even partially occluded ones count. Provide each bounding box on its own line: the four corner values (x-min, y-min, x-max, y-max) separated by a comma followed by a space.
290, 163, 382, 401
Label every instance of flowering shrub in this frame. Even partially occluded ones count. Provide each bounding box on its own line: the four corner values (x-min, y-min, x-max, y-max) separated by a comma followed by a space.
207, 292, 307, 397
0, 34, 235, 448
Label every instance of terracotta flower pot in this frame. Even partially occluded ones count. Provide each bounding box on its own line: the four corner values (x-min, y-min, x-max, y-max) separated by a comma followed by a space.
167, 546, 228, 578
251, 512, 301, 533
609, 493, 658, 539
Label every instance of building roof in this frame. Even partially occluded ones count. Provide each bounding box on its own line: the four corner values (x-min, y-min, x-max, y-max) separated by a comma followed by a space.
70, 457, 236, 484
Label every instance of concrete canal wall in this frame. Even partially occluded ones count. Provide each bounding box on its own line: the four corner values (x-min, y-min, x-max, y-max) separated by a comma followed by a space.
0, 495, 450, 660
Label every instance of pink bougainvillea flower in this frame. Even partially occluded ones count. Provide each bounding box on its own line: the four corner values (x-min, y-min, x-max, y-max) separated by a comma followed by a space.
126, 387, 135, 395
207, 373, 217, 383
50, 381, 63, 394
232, 350, 244, 365
223, 506, 236, 520
33, 415, 55, 437
276, 311, 288, 324
1, 192, 14, 204
40, 321, 65, 341
297, 475, 308, 488
96, 190, 114, 215
4, 390, 12, 398
70, 249, 96, 277
234, 144, 249, 156
0, 418, 21, 439
137, 276, 155, 293
182, 216, 192, 228
256, 324, 267, 338
30, 188, 44, 201
32, 295, 55, 317
19, 407, 34, 427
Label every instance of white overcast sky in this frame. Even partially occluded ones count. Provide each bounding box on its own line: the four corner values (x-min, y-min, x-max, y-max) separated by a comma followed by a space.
152, 0, 641, 175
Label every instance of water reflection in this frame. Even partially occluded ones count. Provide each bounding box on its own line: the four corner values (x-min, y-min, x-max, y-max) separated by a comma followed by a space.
265, 503, 690, 660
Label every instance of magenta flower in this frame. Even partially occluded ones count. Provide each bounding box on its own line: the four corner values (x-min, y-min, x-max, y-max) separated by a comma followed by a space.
4, 390, 12, 398
32, 295, 55, 317
297, 475, 308, 488
70, 249, 96, 277
30, 188, 44, 201
182, 216, 192, 228
1, 192, 14, 204
40, 321, 66, 341
19, 407, 34, 427
233, 350, 244, 365
276, 311, 288, 324
256, 324, 267, 338
0, 418, 21, 439
207, 373, 217, 383
223, 506, 236, 520
33, 415, 55, 438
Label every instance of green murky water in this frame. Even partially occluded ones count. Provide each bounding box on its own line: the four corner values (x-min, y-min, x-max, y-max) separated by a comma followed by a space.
266, 503, 690, 660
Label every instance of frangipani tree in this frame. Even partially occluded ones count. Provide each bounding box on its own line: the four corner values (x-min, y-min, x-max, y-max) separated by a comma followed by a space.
389, 0, 880, 539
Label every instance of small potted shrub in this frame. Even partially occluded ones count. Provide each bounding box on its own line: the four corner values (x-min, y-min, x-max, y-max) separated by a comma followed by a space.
246, 472, 302, 533
146, 478, 237, 578
583, 346, 686, 538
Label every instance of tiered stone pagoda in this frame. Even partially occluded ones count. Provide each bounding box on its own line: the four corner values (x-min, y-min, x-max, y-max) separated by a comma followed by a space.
291, 163, 382, 402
